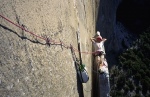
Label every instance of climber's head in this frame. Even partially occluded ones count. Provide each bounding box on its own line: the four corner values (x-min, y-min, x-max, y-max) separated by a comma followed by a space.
96, 36, 102, 42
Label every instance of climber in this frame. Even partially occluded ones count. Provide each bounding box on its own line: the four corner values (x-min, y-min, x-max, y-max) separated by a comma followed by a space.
90, 31, 107, 56
90, 31, 107, 73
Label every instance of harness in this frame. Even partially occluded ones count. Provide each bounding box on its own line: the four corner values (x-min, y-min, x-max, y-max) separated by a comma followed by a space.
95, 51, 105, 56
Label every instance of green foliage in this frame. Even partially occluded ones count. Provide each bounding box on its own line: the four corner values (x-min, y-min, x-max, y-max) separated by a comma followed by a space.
115, 91, 123, 97
110, 27, 150, 96
135, 86, 142, 93
116, 75, 126, 90
123, 85, 129, 94
126, 80, 135, 91
134, 73, 141, 80
134, 94, 141, 97
111, 91, 123, 97
141, 78, 150, 92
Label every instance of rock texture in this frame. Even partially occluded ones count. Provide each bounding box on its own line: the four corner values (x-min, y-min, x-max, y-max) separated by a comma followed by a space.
0, 0, 95, 97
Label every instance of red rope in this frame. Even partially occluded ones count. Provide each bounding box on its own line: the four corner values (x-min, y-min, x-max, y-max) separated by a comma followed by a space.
0, 14, 46, 40
0, 14, 96, 54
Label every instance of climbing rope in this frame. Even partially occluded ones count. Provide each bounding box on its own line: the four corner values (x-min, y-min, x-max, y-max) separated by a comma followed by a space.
0, 14, 96, 54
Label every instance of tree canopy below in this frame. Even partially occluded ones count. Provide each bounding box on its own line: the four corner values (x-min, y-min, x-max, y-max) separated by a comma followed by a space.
110, 27, 150, 97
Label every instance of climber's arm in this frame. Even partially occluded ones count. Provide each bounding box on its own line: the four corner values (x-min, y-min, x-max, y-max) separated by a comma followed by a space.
102, 38, 107, 42
90, 37, 96, 43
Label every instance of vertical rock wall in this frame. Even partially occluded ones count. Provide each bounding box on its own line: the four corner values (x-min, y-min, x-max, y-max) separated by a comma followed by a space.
0, 0, 95, 97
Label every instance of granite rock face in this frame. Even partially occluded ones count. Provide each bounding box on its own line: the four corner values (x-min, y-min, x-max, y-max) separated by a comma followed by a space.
0, 0, 95, 97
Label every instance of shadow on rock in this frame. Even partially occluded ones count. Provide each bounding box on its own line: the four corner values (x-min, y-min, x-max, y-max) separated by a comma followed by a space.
70, 47, 84, 97
0, 24, 45, 45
